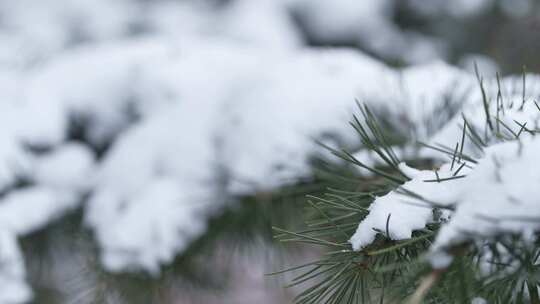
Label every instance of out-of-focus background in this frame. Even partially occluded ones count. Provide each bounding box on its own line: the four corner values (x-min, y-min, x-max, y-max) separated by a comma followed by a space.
0, 0, 539, 303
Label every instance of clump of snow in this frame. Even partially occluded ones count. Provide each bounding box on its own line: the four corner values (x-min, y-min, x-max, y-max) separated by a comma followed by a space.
0, 188, 80, 303
219, 49, 397, 193
350, 68, 540, 256
350, 163, 465, 250
422, 77, 540, 161
92, 178, 210, 273
0, 187, 79, 236
0, 144, 95, 235
351, 117, 540, 268
433, 135, 540, 249
0, 143, 96, 302
85, 105, 221, 272
32, 143, 95, 192
22, 39, 173, 146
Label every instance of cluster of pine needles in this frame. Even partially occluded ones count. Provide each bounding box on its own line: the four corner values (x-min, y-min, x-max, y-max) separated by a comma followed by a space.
271, 68, 540, 304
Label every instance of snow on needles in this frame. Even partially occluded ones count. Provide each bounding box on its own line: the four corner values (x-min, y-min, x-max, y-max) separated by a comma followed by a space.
351, 135, 540, 261
350, 90, 540, 266
349, 162, 465, 251
433, 135, 540, 250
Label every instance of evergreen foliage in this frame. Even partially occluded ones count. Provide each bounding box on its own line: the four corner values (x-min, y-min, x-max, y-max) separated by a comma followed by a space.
272, 71, 540, 304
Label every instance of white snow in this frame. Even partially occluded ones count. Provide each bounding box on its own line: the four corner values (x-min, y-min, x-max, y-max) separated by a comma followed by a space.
0, 187, 80, 304
0, 187, 79, 236
349, 61, 540, 256
1, 35, 473, 287
218, 49, 397, 193
0, 143, 95, 302
81, 44, 399, 272
351, 103, 540, 266
350, 163, 466, 250
32, 143, 95, 192
91, 178, 209, 273
421, 76, 540, 161
433, 135, 540, 250
85, 105, 220, 272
